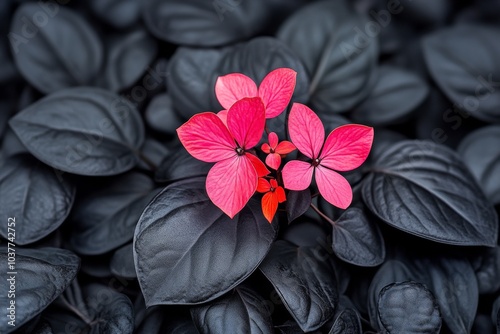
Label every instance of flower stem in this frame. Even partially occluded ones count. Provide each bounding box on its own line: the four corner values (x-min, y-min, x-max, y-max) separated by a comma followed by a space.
310, 203, 336, 226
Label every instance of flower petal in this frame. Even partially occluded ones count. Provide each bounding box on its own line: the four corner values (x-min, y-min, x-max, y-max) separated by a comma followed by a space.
319, 125, 374, 171
215, 73, 258, 110
261, 143, 271, 154
268, 132, 279, 149
206, 155, 258, 218
315, 166, 352, 209
246, 153, 270, 177
262, 191, 279, 223
258, 68, 297, 118
276, 187, 286, 203
282, 160, 314, 191
177, 112, 235, 163
265, 153, 281, 170
275, 141, 296, 155
227, 97, 266, 149
257, 178, 271, 193
270, 179, 278, 189
217, 109, 228, 127
288, 103, 324, 159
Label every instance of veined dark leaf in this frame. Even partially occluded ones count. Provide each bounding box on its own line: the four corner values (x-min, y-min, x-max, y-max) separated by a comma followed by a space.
191, 286, 273, 334
0, 247, 80, 333
493, 295, 500, 333
110, 243, 136, 279
362, 140, 498, 246
9, 87, 145, 176
259, 240, 338, 332
458, 125, 500, 205
278, 0, 378, 113
0, 154, 75, 245
134, 177, 277, 306
422, 24, 500, 123
9, 4, 103, 94
328, 308, 362, 334
285, 190, 311, 223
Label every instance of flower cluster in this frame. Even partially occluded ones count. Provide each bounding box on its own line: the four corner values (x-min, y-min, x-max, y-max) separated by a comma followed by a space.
177, 68, 374, 222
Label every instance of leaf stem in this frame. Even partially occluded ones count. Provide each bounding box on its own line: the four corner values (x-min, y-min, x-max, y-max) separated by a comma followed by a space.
310, 203, 336, 226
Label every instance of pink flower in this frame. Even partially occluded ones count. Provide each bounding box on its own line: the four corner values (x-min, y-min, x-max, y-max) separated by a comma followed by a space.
256, 178, 286, 223
282, 103, 374, 209
261, 132, 296, 170
215, 68, 297, 119
177, 97, 269, 218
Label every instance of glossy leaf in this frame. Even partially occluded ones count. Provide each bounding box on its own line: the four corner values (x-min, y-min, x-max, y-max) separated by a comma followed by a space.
0, 154, 75, 245
422, 24, 500, 122
286, 189, 311, 223
155, 145, 212, 182
134, 178, 277, 306
69, 173, 158, 255
9, 4, 103, 94
259, 240, 338, 332
377, 282, 441, 334
362, 140, 498, 246
90, 0, 140, 29
110, 243, 136, 279
145, 93, 183, 136
278, 0, 378, 113
351, 66, 429, 126
191, 286, 273, 334
0, 248, 80, 332
332, 208, 385, 267
493, 296, 500, 333
457, 125, 500, 205
328, 308, 362, 334
9, 87, 145, 176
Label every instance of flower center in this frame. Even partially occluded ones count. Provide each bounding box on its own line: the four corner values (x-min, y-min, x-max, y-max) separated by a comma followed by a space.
270, 187, 275, 192
270, 148, 275, 153
235, 147, 245, 156
312, 158, 321, 167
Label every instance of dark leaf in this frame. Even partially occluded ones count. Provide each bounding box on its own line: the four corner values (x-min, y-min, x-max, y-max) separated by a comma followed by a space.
328, 308, 362, 334
70, 172, 158, 255
143, 0, 269, 47
17, 318, 53, 334
145, 93, 183, 136
275, 320, 322, 334
282, 221, 328, 248
90, 0, 140, 29
0, 247, 80, 332
191, 286, 273, 334
362, 140, 498, 246
9, 4, 103, 94
137, 137, 170, 171
351, 66, 428, 125
9, 87, 145, 176
1, 127, 27, 158
136, 306, 199, 334
286, 189, 311, 223
397, 0, 452, 26
100, 29, 157, 92
377, 282, 441, 334
493, 295, 500, 333
259, 240, 338, 332
278, 0, 378, 113
0, 154, 75, 245
134, 177, 277, 306
457, 125, 500, 205
422, 24, 500, 122
332, 208, 385, 267
368, 128, 407, 163
80, 253, 113, 278
472, 246, 500, 294
155, 145, 212, 182
168, 37, 309, 120
110, 243, 136, 279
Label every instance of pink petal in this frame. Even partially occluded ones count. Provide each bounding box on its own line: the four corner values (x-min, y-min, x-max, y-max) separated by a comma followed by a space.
315, 166, 352, 209
288, 103, 324, 159
265, 153, 281, 170
257, 178, 271, 193
227, 97, 265, 149
246, 153, 270, 177
206, 155, 258, 218
217, 110, 228, 127
319, 125, 374, 171
268, 132, 279, 149
215, 73, 258, 110
261, 143, 271, 154
282, 160, 314, 191
258, 68, 297, 118
275, 141, 296, 155
177, 112, 236, 163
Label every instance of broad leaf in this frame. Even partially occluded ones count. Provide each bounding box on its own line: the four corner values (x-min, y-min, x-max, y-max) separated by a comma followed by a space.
351, 66, 428, 125
134, 177, 277, 305
0, 248, 80, 333
493, 296, 500, 333
90, 0, 140, 29
457, 125, 500, 205
0, 154, 75, 245
285, 189, 311, 223
145, 93, 183, 136
110, 243, 136, 279
278, 0, 378, 113
332, 208, 385, 267
259, 240, 338, 332
9, 87, 145, 176
155, 146, 212, 183
362, 140, 498, 246
136, 137, 170, 171
328, 308, 362, 334
377, 282, 441, 334
70, 172, 158, 255
143, 0, 268, 47
422, 24, 500, 122
471, 246, 500, 295
9, 4, 103, 94
191, 286, 273, 334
